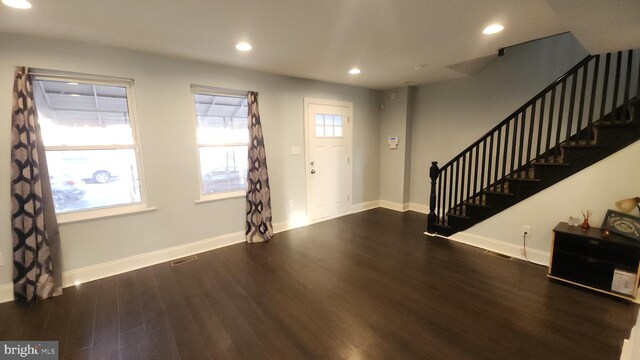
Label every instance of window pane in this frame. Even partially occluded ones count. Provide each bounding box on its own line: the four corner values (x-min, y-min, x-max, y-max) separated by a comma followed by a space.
199, 146, 247, 194
324, 114, 334, 126
334, 116, 342, 126
325, 125, 334, 137
33, 80, 134, 146
46, 149, 141, 213
195, 94, 248, 145
315, 125, 324, 137
315, 114, 324, 126
334, 126, 343, 137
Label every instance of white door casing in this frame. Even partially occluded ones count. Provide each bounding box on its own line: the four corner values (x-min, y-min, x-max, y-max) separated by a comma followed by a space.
304, 98, 353, 221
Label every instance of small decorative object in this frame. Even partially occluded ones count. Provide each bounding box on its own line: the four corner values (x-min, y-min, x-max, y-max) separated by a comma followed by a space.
602, 228, 610, 237
615, 197, 640, 215
602, 209, 640, 241
568, 216, 580, 226
580, 209, 592, 230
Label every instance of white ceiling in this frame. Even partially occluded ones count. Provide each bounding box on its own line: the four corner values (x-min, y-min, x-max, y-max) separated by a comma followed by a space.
0, 0, 638, 90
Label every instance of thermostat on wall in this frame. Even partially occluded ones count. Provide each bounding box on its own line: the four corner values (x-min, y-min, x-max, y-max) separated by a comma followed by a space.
388, 136, 399, 149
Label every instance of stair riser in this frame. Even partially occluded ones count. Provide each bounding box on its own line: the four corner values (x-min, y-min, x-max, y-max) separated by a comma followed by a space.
596, 126, 640, 147
483, 193, 517, 209
464, 206, 494, 219
505, 180, 540, 197
447, 216, 473, 229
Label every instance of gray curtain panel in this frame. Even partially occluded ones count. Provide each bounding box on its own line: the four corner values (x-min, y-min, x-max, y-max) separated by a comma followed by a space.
245, 91, 273, 243
11, 67, 63, 301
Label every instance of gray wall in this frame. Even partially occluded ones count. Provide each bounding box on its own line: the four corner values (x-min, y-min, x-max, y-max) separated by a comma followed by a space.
379, 87, 413, 204
409, 33, 589, 205
0, 34, 381, 285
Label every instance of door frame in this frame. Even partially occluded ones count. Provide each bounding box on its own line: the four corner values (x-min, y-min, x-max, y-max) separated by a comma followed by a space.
303, 98, 353, 221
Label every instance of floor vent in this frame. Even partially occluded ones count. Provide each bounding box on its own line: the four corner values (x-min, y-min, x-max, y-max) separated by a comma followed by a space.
171, 255, 198, 267
484, 250, 513, 260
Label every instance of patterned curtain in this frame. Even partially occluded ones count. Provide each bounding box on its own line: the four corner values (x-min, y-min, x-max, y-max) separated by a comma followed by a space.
245, 91, 273, 243
11, 67, 63, 301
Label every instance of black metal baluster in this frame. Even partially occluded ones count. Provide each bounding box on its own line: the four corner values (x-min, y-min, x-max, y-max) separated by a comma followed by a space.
555, 80, 567, 158
454, 160, 459, 213
438, 169, 443, 223
479, 140, 487, 191
545, 87, 556, 156
466, 149, 472, 202
600, 53, 611, 123
502, 121, 510, 191
494, 128, 501, 190
526, 103, 536, 173
447, 165, 453, 218
576, 63, 589, 142
622, 50, 633, 122
535, 95, 545, 159
566, 73, 578, 142
441, 168, 447, 224
612, 51, 622, 119
587, 56, 600, 143
518, 108, 526, 176
487, 133, 494, 190
473, 145, 479, 198
510, 114, 518, 175
460, 154, 466, 204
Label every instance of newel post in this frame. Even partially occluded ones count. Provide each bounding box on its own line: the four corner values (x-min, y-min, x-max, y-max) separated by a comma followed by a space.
427, 161, 439, 234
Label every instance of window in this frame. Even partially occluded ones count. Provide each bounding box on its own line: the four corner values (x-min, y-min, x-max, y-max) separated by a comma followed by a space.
32, 77, 146, 216
315, 113, 343, 137
193, 90, 248, 200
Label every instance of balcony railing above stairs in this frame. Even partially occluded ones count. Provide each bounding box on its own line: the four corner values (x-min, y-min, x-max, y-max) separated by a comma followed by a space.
427, 49, 640, 234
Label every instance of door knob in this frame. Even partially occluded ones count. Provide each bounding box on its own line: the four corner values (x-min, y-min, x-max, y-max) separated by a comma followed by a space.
311, 170, 316, 174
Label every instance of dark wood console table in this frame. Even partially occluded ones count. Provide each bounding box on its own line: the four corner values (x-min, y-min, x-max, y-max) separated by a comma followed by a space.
549, 222, 640, 300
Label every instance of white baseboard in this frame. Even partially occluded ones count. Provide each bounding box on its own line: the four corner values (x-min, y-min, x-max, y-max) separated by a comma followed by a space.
428, 231, 550, 266
0, 283, 12, 304
408, 203, 428, 214
379, 200, 406, 212
378, 201, 429, 214
0, 231, 245, 303
273, 200, 381, 234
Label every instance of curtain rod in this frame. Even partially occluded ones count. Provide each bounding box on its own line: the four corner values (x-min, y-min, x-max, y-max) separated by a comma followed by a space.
190, 84, 250, 97
27, 68, 134, 84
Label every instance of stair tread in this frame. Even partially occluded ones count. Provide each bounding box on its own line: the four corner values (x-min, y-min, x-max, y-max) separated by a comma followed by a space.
432, 223, 452, 229
561, 143, 604, 149
463, 201, 490, 208
483, 190, 515, 196
446, 212, 470, 219
531, 161, 571, 166
595, 120, 640, 128
505, 176, 541, 182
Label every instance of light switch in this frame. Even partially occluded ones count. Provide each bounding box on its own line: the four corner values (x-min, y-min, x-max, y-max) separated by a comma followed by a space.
291, 146, 301, 155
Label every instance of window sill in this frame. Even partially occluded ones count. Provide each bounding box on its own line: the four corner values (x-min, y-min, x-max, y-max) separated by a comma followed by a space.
57, 204, 157, 225
196, 190, 245, 204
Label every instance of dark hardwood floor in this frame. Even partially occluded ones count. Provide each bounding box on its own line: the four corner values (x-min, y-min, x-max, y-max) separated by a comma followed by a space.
0, 208, 637, 359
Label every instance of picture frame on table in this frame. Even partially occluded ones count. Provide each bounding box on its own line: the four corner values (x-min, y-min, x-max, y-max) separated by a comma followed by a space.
601, 209, 640, 241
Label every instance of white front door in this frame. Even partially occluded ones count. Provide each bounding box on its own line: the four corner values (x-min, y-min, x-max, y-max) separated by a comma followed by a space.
305, 100, 352, 221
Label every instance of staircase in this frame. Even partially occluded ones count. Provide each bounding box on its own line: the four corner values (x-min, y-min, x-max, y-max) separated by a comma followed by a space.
427, 49, 640, 236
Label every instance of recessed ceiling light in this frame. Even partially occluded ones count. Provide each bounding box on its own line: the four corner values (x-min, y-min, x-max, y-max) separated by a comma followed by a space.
235, 42, 252, 52
483, 24, 504, 35
348, 68, 361, 75
2, 0, 32, 9
68, 82, 78, 85
69, 94, 81, 97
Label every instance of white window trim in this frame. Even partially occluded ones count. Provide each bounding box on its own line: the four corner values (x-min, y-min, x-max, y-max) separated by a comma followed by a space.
192, 86, 249, 202
57, 205, 157, 224
33, 72, 152, 221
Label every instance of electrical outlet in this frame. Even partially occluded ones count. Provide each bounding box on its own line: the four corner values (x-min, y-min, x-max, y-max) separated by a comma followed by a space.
522, 225, 531, 236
